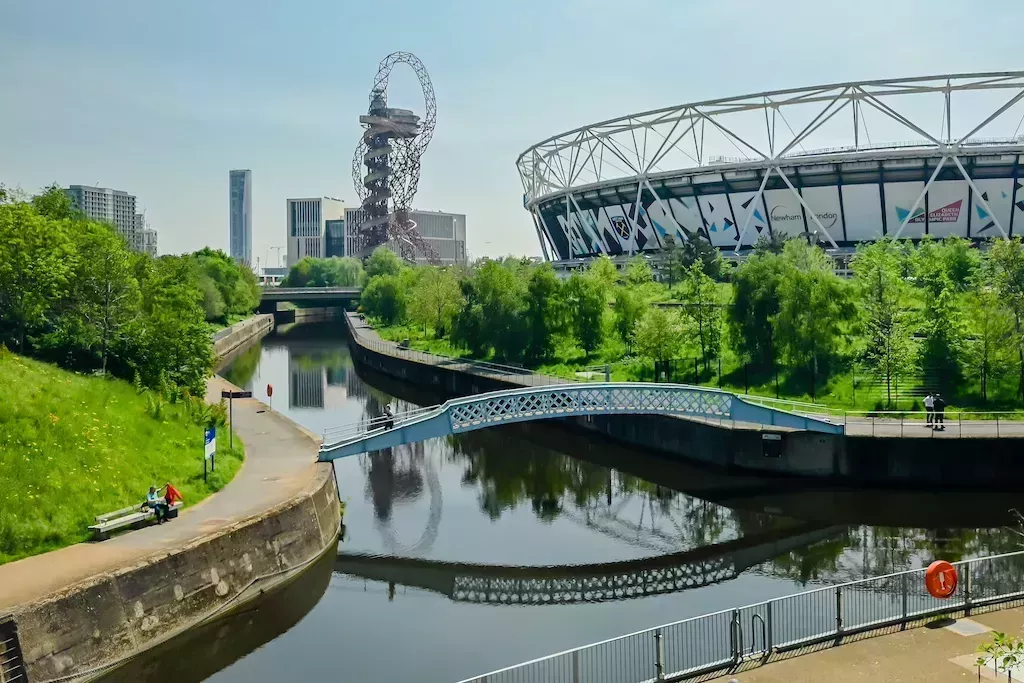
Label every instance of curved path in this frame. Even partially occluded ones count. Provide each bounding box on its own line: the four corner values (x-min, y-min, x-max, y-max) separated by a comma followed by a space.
0, 375, 321, 613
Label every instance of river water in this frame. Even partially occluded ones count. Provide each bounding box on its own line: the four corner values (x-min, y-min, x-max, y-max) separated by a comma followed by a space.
100, 322, 1024, 683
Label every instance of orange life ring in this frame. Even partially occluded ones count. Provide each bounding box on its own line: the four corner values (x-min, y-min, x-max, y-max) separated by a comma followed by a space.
925, 560, 958, 599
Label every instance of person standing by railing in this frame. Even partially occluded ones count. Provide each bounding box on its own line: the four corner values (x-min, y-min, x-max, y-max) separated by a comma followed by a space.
924, 393, 935, 426
933, 394, 946, 431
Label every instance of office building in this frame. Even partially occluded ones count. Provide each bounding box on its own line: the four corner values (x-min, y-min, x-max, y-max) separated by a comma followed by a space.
343, 208, 467, 266
142, 227, 158, 257
229, 170, 252, 266
286, 197, 345, 266
66, 185, 139, 249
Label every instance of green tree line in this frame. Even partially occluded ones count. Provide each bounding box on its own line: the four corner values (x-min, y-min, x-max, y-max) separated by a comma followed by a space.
0, 185, 260, 395
357, 235, 1024, 409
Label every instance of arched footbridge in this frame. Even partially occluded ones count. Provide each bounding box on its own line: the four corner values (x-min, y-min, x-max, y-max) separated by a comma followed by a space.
334, 524, 842, 605
318, 383, 844, 460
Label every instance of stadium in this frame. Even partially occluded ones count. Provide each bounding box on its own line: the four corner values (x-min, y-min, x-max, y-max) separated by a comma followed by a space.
517, 72, 1024, 268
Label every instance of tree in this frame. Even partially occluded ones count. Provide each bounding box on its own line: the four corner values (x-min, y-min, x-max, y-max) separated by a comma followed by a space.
853, 241, 916, 406
364, 247, 403, 280
191, 248, 260, 320
625, 256, 654, 286
613, 287, 646, 350
965, 287, 1013, 402
408, 267, 463, 337
753, 232, 790, 256
451, 261, 530, 361
920, 283, 966, 396
31, 184, 77, 220
729, 251, 786, 367
0, 203, 73, 351
659, 234, 687, 287
125, 256, 212, 395
282, 256, 363, 288
774, 241, 851, 398
64, 222, 141, 375
198, 275, 227, 321
564, 272, 606, 355
988, 238, 1024, 399
680, 236, 724, 280
588, 255, 620, 289
362, 274, 407, 325
679, 261, 721, 372
633, 306, 684, 364
524, 265, 563, 362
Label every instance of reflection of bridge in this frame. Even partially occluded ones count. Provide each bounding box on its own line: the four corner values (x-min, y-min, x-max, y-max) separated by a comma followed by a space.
334, 525, 841, 605
319, 383, 844, 460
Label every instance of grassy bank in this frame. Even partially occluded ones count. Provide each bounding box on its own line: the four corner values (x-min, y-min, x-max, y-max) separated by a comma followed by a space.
0, 350, 243, 564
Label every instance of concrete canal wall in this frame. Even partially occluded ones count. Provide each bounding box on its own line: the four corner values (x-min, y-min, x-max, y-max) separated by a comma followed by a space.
344, 316, 1024, 490
5, 315, 340, 683
16, 468, 339, 683
212, 314, 274, 369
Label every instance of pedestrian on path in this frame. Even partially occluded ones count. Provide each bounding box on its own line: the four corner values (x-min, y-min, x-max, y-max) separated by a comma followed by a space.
934, 394, 946, 430
924, 393, 935, 426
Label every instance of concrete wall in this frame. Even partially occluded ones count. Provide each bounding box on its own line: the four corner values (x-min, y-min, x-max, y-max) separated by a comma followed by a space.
344, 319, 1024, 490
212, 314, 274, 363
14, 464, 339, 682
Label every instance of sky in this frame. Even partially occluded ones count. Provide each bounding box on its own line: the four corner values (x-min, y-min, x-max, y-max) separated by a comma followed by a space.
2, 0, 1023, 263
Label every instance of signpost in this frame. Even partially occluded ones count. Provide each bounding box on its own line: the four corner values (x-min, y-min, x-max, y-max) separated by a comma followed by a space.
267, 384, 273, 411
221, 390, 252, 451
203, 427, 216, 482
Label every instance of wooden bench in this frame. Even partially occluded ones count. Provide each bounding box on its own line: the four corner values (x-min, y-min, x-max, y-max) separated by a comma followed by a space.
88, 502, 183, 541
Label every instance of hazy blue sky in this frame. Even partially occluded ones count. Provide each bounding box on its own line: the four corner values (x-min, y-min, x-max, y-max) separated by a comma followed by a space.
2, 0, 1023, 262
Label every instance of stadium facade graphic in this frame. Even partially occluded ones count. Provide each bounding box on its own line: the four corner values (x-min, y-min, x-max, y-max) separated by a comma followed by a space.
516, 72, 1024, 262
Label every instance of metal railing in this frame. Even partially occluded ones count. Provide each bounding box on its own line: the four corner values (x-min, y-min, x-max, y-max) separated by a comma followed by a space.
455, 549, 1024, 683
739, 398, 1024, 438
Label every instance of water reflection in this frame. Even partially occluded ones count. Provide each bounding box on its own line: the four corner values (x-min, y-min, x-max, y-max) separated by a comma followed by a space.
113, 325, 1024, 683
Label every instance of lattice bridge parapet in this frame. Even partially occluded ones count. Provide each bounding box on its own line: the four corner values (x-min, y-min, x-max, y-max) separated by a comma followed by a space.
319, 383, 842, 460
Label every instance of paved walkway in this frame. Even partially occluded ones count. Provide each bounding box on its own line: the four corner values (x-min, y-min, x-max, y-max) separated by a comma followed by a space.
708, 606, 1024, 683
349, 314, 1024, 439
0, 376, 321, 613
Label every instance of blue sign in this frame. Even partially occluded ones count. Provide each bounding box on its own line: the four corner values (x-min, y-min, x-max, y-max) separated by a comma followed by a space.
204, 427, 216, 460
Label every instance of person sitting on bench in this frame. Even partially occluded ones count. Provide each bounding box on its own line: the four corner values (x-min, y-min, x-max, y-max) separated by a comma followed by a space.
143, 486, 170, 524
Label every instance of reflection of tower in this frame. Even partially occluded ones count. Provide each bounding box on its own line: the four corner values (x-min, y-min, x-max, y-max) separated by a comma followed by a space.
326, 365, 347, 386
345, 367, 371, 402
288, 358, 325, 409
366, 446, 424, 522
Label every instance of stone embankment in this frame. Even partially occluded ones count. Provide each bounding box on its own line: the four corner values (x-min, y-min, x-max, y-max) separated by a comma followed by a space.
0, 315, 338, 683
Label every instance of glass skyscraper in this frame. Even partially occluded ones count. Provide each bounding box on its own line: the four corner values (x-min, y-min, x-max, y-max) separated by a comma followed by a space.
229, 169, 252, 266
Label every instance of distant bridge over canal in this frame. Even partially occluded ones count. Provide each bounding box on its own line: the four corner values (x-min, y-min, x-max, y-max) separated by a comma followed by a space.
334, 525, 842, 605
258, 287, 361, 313
318, 383, 845, 460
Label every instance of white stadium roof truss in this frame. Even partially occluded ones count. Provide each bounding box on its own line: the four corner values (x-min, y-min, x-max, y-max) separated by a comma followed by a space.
517, 72, 1024, 256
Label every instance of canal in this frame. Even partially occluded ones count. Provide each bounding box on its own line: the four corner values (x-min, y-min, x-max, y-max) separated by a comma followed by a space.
100, 322, 1024, 683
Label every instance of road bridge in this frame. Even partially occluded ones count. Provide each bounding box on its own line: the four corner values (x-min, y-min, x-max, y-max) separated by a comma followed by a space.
334, 524, 842, 605
258, 287, 361, 312
319, 383, 844, 460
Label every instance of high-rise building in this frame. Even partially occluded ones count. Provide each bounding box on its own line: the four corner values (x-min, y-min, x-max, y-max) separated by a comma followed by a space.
343, 208, 467, 266
142, 227, 158, 257
131, 213, 146, 252
66, 185, 139, 249
229, 170, 252, 266
286, 197, 345, 266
